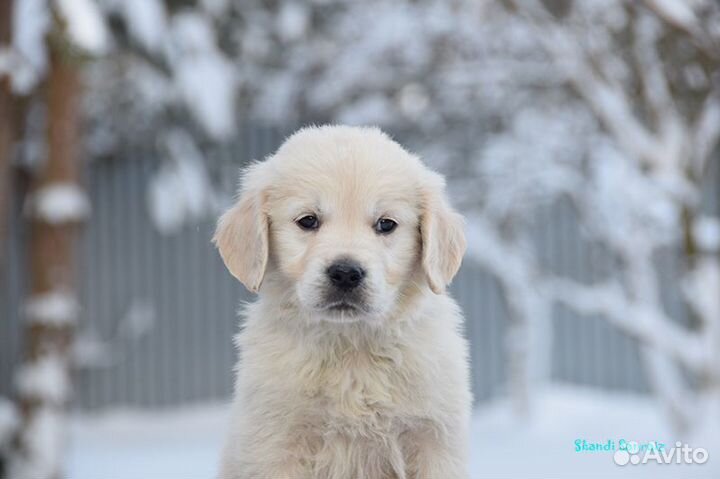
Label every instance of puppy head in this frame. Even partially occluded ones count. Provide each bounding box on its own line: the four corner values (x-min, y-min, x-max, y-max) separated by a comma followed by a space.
214, 125, 465, 323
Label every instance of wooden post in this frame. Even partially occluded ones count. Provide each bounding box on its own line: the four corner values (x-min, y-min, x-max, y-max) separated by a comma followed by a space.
0, 0, 14, 270
10, 29, 88, 479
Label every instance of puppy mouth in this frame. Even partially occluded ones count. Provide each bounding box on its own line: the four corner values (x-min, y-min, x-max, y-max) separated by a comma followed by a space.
323, 301, 364, 314
316, 293, 375, 318
317, 285, 371, 314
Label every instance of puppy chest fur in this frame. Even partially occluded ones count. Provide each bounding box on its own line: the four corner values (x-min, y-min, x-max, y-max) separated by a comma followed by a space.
223, 309, 468, 479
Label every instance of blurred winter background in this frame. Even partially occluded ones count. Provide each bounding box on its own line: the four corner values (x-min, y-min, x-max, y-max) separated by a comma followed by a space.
0, 0, 719, 478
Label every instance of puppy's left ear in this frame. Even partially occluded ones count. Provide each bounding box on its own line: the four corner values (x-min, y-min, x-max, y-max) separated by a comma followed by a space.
213, 164, 269, 293
420, 172, 466, 294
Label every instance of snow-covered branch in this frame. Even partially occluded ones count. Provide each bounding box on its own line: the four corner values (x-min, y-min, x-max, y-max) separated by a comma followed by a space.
509, 0, 661, 167
481, 0, 720, 430
631, 11, 684, 149
641, 0, 699, 33
549, 278, 710, 374
465, 214, 553, 415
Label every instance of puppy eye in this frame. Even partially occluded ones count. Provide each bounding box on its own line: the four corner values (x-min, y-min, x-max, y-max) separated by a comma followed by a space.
296, 214, 320, 231
375, 218, 398, 234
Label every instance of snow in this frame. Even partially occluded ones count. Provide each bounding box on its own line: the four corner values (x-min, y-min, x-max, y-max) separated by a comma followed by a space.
148, 130, 219, 234
64, 387, 720, 478
67, 402, 229, 479
118, 300, 156, 339
29, 183, 91, 224
683, 258, 720, 325
170, 12, 216, 53
549, 276, 708, 372
71, 300, 155, 369
200, 0, 229, 16
15, 356, 70, 404
55, 0, 110, 54
464, 213, 554, 416
168, 12, 236, 139
276, 2, 310, 42
174, 54, 236, 139
0, 47, 19, 87
396, 83, 430, 120
694, 99, 720, 174
469, 386, 719, 478
446, 0, 718, 421
10, 0, 50, 93
298, 1, 448, 117
25, 291, 80, 326
11, 406, 66, 479
120, 0, 168, 53
72, 330, 114, 370
642, 0, 697, 30
0, 397, 18, 449
337, 94, 394, 126
693, 216, 720, 252
252, 70, 307, 123
477, 105, 589, 218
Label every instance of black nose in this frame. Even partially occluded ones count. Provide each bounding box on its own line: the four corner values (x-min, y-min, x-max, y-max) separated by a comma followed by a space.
326, 260, 365, 291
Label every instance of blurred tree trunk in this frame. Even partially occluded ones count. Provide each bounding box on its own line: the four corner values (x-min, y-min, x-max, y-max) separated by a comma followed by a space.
0, 0, 14, 271
0, 0, 11, 468
9, 30, 87, 479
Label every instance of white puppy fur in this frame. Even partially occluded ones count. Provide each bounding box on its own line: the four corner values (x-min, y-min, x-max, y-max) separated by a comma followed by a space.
214, 125, 471, 479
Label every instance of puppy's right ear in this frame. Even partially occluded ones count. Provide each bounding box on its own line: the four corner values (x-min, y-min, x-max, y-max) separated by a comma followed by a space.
213, 165, 269, 293
420, 171, 466, 295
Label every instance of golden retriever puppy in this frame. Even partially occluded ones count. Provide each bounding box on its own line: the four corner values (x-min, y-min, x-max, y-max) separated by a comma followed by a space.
214, 125, 470, 479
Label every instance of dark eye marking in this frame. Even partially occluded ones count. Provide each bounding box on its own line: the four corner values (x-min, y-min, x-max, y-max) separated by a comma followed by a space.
375, 217, 398, 234
296, 214, 320, 231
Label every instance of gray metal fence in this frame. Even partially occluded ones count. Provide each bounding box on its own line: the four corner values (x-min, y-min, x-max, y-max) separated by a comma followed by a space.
4, 123, 710, 410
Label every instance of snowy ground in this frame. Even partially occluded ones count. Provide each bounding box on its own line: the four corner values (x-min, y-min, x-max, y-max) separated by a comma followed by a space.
66, 385, 719, 478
